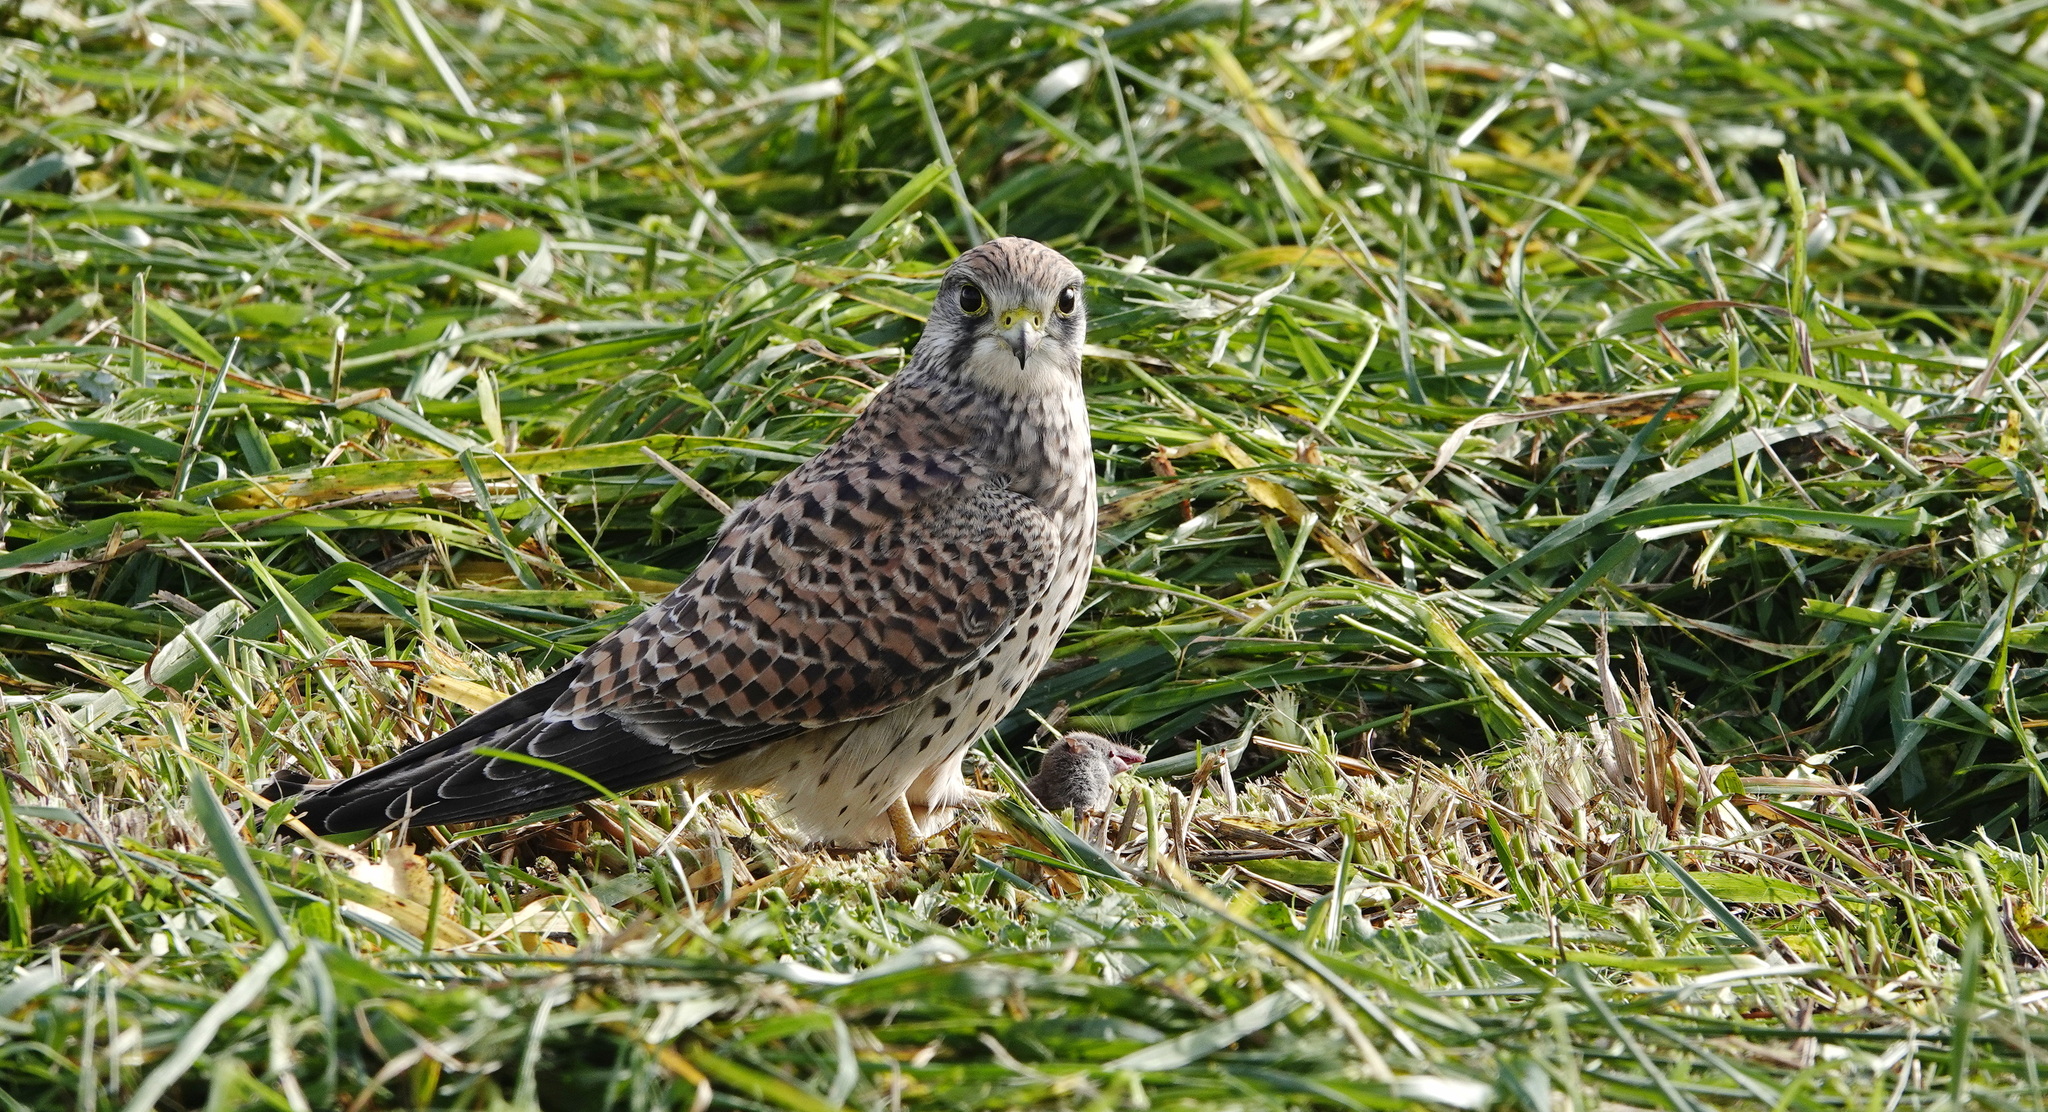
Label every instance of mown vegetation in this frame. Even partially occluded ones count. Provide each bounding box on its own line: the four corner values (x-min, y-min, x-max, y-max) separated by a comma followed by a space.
2, 0, 2047, 1107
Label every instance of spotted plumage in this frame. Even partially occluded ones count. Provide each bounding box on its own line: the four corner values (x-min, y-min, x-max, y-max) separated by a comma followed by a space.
276, 238, 1096, 848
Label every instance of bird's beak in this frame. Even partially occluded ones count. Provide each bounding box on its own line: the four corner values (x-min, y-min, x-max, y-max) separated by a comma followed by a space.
997, 307, 1044, 369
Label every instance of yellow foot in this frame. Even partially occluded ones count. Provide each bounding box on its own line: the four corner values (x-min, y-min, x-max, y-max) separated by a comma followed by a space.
887, 797, 922, 858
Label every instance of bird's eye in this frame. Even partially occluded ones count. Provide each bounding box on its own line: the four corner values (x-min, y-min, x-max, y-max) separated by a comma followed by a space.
958, 284, 986, 316
1055, 287, 1079, 316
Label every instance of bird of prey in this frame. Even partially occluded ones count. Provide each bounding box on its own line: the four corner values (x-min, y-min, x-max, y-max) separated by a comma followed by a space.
1025, 731, 1144, 817
277, 238, 1097, 852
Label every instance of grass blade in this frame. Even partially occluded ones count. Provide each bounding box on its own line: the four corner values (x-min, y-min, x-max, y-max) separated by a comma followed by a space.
188, 774, 291, 946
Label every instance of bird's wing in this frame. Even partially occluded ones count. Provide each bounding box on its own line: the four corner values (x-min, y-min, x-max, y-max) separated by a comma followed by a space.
564, 447, 1060, 733
288, 448, 1059, 834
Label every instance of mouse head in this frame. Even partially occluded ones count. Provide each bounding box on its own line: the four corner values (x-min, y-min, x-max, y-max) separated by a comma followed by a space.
1060, 731, 1145, 772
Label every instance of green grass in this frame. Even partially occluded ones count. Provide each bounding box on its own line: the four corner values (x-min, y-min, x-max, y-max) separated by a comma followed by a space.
3, 0, 2048, 1106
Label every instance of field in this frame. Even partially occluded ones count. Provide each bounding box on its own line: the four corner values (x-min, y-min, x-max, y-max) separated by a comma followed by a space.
4, 0, 2048, 1107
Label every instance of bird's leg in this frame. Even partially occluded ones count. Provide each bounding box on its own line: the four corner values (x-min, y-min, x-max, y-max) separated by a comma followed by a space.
887, 796, 922, 857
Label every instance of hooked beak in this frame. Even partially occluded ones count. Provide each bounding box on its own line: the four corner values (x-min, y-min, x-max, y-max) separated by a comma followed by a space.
997, 307, 1044, 369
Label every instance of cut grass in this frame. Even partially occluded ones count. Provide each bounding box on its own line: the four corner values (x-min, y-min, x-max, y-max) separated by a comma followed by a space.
3, 0, 2048, 1107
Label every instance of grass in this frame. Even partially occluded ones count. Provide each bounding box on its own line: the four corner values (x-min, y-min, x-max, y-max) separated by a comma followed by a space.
3, 0, 2048, 1106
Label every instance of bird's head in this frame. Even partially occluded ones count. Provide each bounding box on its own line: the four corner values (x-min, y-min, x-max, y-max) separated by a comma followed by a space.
926, 237, 1086, 394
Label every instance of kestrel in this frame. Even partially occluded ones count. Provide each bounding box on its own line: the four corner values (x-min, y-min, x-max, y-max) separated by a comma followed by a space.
278, 238, 1096, 851
1026, 731, 1144, 817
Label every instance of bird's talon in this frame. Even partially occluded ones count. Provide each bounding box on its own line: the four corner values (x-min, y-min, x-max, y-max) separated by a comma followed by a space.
887, 797, 922, 858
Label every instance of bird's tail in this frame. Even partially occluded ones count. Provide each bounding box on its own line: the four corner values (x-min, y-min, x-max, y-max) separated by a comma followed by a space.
278, 669, 618, 836
271, 665, 796, 838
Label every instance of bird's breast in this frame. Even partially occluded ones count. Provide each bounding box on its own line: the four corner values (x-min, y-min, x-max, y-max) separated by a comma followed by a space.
979, 385, 1094, 512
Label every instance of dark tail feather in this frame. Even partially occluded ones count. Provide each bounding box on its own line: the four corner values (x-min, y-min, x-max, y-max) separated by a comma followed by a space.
284, 668, 601, 836
277, 667, 794, 838
256, 766, 315, 803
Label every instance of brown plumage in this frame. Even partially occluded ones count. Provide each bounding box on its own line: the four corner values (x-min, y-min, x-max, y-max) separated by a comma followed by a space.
1026, 731, 1144, 817
277, 238, 1096, 848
